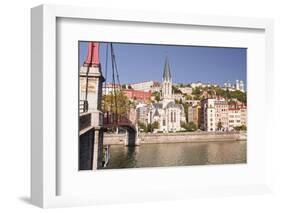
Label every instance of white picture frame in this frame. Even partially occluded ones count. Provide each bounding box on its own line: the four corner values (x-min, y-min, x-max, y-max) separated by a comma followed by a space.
31, 4, 274, 208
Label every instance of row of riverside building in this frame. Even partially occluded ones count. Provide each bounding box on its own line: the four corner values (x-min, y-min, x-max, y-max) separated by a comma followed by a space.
188, 97, 247, 132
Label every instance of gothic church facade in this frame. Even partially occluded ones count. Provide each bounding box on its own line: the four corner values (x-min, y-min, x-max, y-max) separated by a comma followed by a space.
148, 59, 186, 133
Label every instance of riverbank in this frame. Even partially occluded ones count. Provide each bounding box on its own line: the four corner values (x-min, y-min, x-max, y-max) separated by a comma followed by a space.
103, 131, 247, 145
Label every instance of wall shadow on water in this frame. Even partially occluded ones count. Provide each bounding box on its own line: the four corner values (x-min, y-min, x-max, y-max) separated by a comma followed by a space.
124, 146, 138, 167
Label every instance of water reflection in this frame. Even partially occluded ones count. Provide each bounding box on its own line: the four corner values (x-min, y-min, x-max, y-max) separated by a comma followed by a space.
103, 141, 247, 169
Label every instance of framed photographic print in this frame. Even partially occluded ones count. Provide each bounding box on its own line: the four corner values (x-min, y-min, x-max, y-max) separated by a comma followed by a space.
31, 4, 274, 208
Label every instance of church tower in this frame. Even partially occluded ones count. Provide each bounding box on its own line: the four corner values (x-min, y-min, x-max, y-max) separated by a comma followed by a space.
162, 58, 174, 107
80, 42, 104, 115
79, 42, 105, 170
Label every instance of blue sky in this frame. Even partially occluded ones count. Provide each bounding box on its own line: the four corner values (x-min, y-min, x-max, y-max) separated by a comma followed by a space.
79, 41, 246, 87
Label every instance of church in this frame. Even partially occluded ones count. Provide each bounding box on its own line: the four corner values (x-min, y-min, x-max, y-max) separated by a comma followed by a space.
148, 58, 186, 133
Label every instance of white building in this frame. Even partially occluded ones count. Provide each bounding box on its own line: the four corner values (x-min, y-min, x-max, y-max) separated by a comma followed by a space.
201, 98, 229, 132
136, 103, 149, 124
190, 82, 203, 88
214, 99, 229, 131
102, 83, 121, 95
239, 80, 245, 92
130, 81, 160, 92
223, 80, 245, 92
190, 82, 215, 88
200, 99, 216, 131
228, 109, 241, 130
240, 107, 247, 126
147, 58, 186, 133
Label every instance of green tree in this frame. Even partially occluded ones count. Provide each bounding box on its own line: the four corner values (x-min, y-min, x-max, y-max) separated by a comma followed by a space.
102, 91, 131, 117
138, 121, 147, 132
138, 121, 159, 133
194, 94, 201, 100
230, 90, 247, 104
234, 125, 247, 131
152, 91, 160, 102
192, 87, 201, 96
181, 122, 198, 132
147, 121, 159, 132
184, 94, 193, 100
214, 87, 225, 97
152, 121, 159, 129
214, 87, 247, 104
172, 85, 182, 94
207, 89, 216, 98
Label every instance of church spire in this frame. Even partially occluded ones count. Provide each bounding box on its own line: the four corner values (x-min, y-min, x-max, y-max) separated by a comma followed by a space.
163, 57, 171, 81
161, 57, 173, 106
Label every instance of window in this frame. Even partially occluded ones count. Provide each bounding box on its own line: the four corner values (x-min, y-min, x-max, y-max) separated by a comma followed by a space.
163, 119, 166, 126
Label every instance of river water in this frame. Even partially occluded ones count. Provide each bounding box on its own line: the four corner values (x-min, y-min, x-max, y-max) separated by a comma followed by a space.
103, 141, 247, 169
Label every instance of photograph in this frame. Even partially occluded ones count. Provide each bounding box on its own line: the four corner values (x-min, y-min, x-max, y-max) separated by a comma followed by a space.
24, 1, 278, 210
78, 41, 247, 170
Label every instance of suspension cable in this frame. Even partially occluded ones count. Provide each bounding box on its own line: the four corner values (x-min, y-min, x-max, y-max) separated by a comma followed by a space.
111, 45, 121, 87
110, 43, 118, 125
103, 43, 109, 112
85, 42, 94, 100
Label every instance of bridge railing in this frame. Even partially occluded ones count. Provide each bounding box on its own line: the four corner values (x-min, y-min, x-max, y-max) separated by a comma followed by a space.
103, 113, 131, 125
79, 100, 88, 113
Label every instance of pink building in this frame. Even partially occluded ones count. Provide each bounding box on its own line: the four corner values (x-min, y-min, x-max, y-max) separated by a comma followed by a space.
123, 89, 152, 102
214, 99, 229, 131
228, 103, 247, 130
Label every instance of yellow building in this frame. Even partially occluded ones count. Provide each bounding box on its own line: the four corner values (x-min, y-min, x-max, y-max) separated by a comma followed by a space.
187, 105, 201, 128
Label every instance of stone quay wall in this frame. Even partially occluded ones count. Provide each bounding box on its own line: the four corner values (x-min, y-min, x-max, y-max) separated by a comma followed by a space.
104, 133, 127, 145
103, 131, 247, 145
